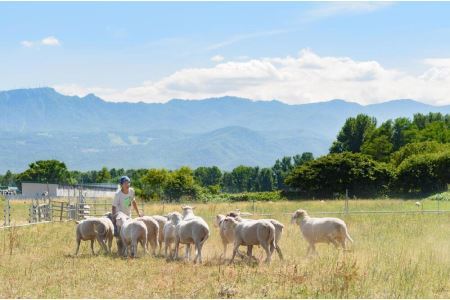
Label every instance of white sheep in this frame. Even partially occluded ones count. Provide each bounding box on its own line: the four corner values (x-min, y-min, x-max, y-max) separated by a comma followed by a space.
223, 217, 276, 264
99, 216, 115, 253
291, 209, 353, 255
215, 214, 244, 259
74, 217, 113, 255
116, 212, 148, 258
163, 212, 182, 259
226, 211, 284, 260
172, 209, 210, 263
151, 215, 168, 254
135, 216, 160, 256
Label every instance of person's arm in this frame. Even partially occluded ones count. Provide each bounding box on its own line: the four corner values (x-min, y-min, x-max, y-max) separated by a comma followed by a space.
111, 194, 118, 223
132, 200, 142, 217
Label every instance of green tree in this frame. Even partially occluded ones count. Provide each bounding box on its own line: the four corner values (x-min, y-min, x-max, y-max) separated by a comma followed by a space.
17, 160, 74, 185
330, 114, 377, 153
141, 168, 170, 200
194, 166, 222, 187
286, 152, 394, 198
164, 166, 197, 202
396, 151, 450, 194
258, 168, 275, 191
1, 170, 16, 186
293, 152, 314, 167
390, 141, 450, 167
96, 166, 112, 183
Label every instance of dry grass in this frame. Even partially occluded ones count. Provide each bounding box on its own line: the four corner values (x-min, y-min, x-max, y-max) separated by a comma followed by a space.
0, 199, 449, 298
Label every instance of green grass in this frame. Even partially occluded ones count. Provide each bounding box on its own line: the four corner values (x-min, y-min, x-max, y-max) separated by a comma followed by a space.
0, 199, 449, 298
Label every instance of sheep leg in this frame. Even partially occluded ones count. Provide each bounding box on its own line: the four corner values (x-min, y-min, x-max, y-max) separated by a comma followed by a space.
275, 245, 284, 260
107, 234, 113, 254
75, 238, 81, 256
174, 237, 180, 260
96, 236, 108, 254
164, 241, 171, 259
139, 239, 146, 256
194, 240, 204, 264
222, 243, 227, 258
90, 240, 95, 255
229, 242, 240, 264
150, 238, 157, 256
131, 240, 138, 258
185, 243, 191, 261
261, 241, 272, 264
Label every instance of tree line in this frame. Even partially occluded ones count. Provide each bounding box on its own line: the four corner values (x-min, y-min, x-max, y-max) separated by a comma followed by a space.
287, 112, 449, 197
1, 112, 448, 200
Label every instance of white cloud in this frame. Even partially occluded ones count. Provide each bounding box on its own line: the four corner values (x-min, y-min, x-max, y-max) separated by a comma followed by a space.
41, 36, 61, 46
53, 49, 450, 106
20, 36, 61, 48
211, 55, 225, 62
21, 40, 34, 48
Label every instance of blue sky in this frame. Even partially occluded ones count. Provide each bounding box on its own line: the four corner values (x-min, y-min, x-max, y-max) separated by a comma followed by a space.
2, 2, 450, 105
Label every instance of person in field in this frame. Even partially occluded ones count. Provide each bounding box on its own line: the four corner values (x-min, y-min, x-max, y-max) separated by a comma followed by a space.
111, 176, 143, 249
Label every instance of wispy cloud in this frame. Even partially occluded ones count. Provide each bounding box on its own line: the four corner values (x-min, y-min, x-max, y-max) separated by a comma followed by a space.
303, 2, 393, 22
41, 36, 60, 46
211, 55, 225, 62
20, 36, 61, 48
206, 29, 292, 51
20, 40, 34, 48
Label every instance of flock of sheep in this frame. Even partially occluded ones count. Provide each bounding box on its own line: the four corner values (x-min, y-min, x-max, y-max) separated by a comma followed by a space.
75, 206, 353, 263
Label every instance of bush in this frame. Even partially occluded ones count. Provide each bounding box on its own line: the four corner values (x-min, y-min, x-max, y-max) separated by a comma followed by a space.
285, 152, 395, 198
395, 151, 450, 194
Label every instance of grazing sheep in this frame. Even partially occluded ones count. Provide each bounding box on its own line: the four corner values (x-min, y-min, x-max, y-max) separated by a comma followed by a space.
291, 209, 353, 255
135, 216, 160, 255
163, 212, 182, 259
74, 217, 112, 255
223, 217, 276, 264
151, 215, 168, 254
172, 210, 210, 263
116, 212, 148, 258
99, 215, 115, 253
415, 201, 422, 208
226, 211, 284, 260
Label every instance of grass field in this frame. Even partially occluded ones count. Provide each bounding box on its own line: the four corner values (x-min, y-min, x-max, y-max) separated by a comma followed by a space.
0, 199, 449, 298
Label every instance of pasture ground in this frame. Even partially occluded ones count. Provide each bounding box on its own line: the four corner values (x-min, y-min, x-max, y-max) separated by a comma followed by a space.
0, 199, 449, 298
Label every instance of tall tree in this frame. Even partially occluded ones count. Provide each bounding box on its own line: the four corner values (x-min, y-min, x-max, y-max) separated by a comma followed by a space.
17, 160, 74, 185
96, 166, 111, 183
330, 114, 377, 153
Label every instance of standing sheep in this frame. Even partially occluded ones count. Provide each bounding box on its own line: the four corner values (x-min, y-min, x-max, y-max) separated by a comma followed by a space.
151, 215, 168, 254
74, 217, 113, 255
225, 211, 285, 260
223, 217, 276, 264
135, 216, 160, 256
172, 209, 210, 264
163, 212, 182, 259
291, 209, 353, 255
116, 212, 148, 258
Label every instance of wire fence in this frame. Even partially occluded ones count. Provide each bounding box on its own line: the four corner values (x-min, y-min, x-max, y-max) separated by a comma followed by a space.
1, 194, 449, 230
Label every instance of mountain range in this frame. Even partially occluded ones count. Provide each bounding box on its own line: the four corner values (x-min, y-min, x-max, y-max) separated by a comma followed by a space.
1, 88, 449, 173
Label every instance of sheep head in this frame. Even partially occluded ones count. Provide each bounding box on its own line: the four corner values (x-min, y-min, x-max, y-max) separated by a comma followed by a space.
291, 209, 308, 224
214, 214, 226, 227
222, 216, 239, 230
